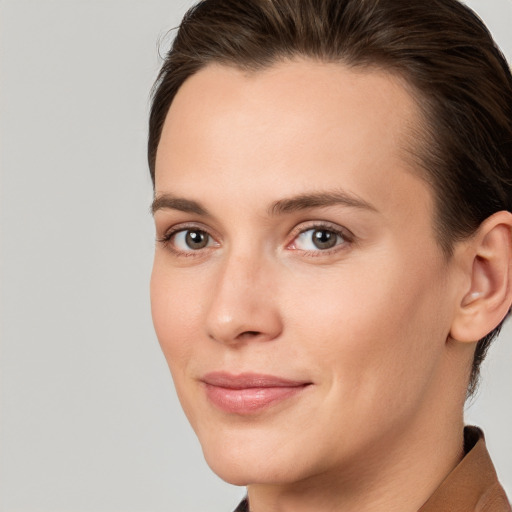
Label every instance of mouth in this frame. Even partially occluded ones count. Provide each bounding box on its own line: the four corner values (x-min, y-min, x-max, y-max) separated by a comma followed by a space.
201, 372, 312, 414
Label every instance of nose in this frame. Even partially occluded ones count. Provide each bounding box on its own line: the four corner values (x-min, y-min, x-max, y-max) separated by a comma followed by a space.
205, 251, 283, 345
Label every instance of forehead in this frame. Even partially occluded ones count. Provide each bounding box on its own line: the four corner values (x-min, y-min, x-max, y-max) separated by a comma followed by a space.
155, 59, 433, 232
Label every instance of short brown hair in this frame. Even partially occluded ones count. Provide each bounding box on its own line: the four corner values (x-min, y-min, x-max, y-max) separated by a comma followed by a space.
148, 0, 512, 396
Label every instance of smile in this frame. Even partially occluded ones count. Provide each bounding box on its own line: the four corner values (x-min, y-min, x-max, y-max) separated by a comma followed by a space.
201, 372, 312, 414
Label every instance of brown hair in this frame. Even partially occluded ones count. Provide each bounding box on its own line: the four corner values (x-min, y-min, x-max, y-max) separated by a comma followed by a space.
148, 0, 512, 396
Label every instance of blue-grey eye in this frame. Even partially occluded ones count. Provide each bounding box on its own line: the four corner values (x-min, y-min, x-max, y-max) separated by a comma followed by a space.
295, 228, 343, 250
174, 229, 211, 250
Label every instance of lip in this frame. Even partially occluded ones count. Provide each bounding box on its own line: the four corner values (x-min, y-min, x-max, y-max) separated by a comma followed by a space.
201, 372, 311, 414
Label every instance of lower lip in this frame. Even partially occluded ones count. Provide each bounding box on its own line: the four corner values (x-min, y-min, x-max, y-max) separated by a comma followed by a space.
204, 384, 309, 414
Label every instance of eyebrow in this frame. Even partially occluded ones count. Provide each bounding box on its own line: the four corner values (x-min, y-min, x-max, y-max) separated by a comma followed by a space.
151, 194, 210, 216
268, 191, 377, 216
151, 190, 377, 216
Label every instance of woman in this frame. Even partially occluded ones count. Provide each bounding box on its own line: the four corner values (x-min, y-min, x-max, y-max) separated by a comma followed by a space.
148, 0, 512, 510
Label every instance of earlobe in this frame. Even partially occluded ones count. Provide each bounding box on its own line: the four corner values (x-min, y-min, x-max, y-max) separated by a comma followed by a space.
450, 211, 512, 343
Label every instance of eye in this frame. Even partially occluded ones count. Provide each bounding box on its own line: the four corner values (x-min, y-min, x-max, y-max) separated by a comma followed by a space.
162, 228, 217, 253
291, 226, 348, 252
178, 229, 211, 249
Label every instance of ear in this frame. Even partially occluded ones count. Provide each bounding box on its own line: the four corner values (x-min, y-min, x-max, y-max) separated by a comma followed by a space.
450, 211, 512, 343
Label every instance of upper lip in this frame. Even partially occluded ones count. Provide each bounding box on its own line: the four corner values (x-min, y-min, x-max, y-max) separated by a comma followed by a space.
201, 372, 311, 389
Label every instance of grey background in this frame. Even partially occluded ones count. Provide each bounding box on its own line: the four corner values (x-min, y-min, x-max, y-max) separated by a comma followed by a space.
0, 1, 510, 511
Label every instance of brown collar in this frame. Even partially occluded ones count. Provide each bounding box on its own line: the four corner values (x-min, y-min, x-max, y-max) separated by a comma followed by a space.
419, 426, 510, 512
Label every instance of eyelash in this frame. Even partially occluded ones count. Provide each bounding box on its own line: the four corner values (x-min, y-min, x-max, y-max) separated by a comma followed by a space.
157, 221, 354, 258
288, 221, 354, 256
157, 223, 216, 257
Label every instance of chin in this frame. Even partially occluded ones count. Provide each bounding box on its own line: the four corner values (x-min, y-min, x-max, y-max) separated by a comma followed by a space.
204, 456, 254, 486
204, 452, 298, 487
198, 429, 305, 486
199, 432, 284, 486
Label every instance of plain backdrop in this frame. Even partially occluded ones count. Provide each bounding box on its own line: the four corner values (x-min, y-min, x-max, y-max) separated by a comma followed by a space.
0, 1, 511, 511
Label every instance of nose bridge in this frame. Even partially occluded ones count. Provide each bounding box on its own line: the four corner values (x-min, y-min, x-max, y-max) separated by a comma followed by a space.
205, 245, 282, 344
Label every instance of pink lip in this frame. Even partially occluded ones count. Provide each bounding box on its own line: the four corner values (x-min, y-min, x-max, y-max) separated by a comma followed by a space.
201, 372, 311, 414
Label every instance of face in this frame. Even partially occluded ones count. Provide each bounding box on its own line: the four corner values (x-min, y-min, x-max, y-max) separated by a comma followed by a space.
150, 60, 462, 486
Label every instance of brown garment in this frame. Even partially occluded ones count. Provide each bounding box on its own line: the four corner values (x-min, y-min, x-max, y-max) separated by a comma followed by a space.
233, 426, 510, 512
419, 426, 510, 512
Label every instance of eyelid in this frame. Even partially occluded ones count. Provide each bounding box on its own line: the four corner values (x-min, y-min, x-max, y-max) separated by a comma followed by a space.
157, 222, 220, 255
286, 221, 355, 253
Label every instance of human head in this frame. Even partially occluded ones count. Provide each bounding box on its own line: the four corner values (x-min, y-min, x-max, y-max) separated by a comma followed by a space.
148, 0, 512, 395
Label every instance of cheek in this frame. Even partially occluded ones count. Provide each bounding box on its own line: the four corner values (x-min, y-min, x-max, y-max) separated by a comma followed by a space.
284, 252, 450, 411
150, 259, 211, 430
150, 260, 203, 373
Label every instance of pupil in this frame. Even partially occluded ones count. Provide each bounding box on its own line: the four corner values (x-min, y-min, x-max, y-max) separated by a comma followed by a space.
313, 229, 336, 249
186, 230, 208, 249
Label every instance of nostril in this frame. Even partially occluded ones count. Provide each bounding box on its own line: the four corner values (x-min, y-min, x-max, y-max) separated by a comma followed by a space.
238, 330, 262, 339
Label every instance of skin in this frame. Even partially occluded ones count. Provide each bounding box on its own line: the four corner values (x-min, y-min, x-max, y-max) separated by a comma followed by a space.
150, 60, 512, 512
